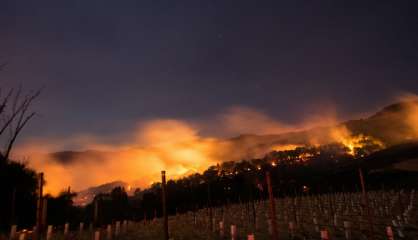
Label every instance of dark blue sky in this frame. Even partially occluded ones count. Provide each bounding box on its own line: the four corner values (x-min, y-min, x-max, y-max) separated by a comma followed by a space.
1, 1, 418, 142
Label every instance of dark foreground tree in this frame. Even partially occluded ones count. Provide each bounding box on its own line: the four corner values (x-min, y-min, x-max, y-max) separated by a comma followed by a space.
0, 64, 41, 230
0, 161, 37, 230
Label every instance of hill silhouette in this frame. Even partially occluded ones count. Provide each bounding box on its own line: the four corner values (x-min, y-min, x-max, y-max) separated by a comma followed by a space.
48, 100, 418, 200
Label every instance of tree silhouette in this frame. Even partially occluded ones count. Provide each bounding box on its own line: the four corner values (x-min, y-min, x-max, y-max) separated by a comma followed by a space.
0, 64, 40, 231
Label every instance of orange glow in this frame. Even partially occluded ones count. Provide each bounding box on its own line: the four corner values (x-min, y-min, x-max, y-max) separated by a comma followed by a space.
298, 152, 314, 161
18, 120, 223, 194
12, 111, 355, 194
405, 97, 418, 137
15, 107, 303, 195
271, 144, 301, 152
330, 126, 383, 155
13, 99, 418, 195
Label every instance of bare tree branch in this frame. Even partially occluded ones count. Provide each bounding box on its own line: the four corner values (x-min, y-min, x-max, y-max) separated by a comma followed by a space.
0, 90, 40, 137
0, 63, 40, 162
0, 87, 40, 161
4, 111, 36, 161
0, 88, 13, 115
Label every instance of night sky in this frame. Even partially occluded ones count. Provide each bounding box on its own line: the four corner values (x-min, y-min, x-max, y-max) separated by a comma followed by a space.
1, 1, 418, 144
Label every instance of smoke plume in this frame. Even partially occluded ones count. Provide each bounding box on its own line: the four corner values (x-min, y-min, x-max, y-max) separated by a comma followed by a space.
14, 99, 418, 195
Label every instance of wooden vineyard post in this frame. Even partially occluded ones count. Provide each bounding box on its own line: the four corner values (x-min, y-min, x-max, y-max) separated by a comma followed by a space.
46, 225, 52, 240
154, 209, 157, 223
106, 224, 111, 240
386, 226, 394, 240
343, 221, 352, 239
10, 225, 17, 240
231, 225, 237, 240
94, 198, 99, 227
207, 181, 213, 232
42, 199, 48, 227
115, 221, 120, 237
18, 232, 25, 240
64, 223, 69, 238
35, 172, 44, 240
79, 222, 84, 235
122, 220, 127, 234
161, 171, 169, 240
320, 229, 329, 240
358, 168, 375, 240
94, 230, 100, 240
266, 172, 278, 240
219, 221, 224, 237
89, 223, 93, 235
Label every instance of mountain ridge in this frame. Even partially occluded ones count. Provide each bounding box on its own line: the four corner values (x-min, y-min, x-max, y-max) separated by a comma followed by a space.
57, 100, 418, 203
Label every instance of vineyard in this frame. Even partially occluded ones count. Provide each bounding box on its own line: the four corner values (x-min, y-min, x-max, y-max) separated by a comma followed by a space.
2, 102, 418, 239
4, 142, 418, 240
7, 187, 417, 240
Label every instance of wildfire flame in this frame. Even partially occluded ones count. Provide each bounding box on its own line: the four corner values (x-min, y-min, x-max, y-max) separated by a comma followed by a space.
271, 144, 301, 152
330, 126, 384, 156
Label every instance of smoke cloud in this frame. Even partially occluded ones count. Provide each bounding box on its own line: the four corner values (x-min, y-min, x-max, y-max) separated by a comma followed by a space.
13, 99, 418, 195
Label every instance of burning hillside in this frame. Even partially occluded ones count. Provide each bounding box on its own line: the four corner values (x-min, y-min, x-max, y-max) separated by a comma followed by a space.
15, 99, 418, 196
